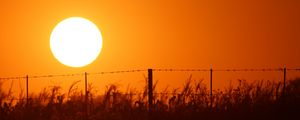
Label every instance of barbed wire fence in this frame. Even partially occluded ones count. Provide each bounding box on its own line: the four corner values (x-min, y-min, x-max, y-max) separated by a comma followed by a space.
0, 67, 300, 114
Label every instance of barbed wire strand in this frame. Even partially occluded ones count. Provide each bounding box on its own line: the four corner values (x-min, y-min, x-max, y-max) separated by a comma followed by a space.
0, 68, 299, 80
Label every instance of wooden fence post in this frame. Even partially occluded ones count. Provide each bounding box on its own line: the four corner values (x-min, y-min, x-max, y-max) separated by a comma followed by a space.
210, 66, 213, 109
26, 75, 29, 105
85, 72, 88, 120
148, 69, 153, 112
283, 66, 286, 96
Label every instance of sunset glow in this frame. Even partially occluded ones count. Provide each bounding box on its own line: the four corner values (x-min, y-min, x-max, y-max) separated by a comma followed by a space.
0, 0, 300, 119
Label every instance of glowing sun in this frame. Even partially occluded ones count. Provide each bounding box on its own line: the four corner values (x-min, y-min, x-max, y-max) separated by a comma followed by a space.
50, 17, 102, 67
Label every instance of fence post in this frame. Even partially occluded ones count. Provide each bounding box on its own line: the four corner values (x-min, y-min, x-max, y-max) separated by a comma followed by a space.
26, 75, 29, 105
148, 69, 153, 112
210, 66, 213, 109
283, 66, 286, 96
84, 72, 88, 120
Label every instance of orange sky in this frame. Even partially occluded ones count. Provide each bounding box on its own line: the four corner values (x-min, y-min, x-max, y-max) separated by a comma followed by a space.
0, 0, 300, 93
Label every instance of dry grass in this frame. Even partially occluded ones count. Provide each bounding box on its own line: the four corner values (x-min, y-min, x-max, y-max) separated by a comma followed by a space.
0, 77, 300, 120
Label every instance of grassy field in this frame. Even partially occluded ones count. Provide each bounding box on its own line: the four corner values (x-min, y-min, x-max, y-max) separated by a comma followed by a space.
0, 78, 300, 120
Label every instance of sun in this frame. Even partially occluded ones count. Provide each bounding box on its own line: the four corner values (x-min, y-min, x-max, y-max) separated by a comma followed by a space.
50, 17, 102, 67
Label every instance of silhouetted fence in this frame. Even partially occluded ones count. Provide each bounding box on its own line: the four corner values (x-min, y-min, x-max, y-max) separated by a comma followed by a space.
0, 67, 300, 114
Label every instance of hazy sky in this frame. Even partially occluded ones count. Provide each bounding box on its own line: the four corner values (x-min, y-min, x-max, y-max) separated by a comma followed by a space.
0, 0, 299, 89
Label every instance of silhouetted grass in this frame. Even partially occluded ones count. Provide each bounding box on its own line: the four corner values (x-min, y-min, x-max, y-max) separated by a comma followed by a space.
0, 78, 300, 120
